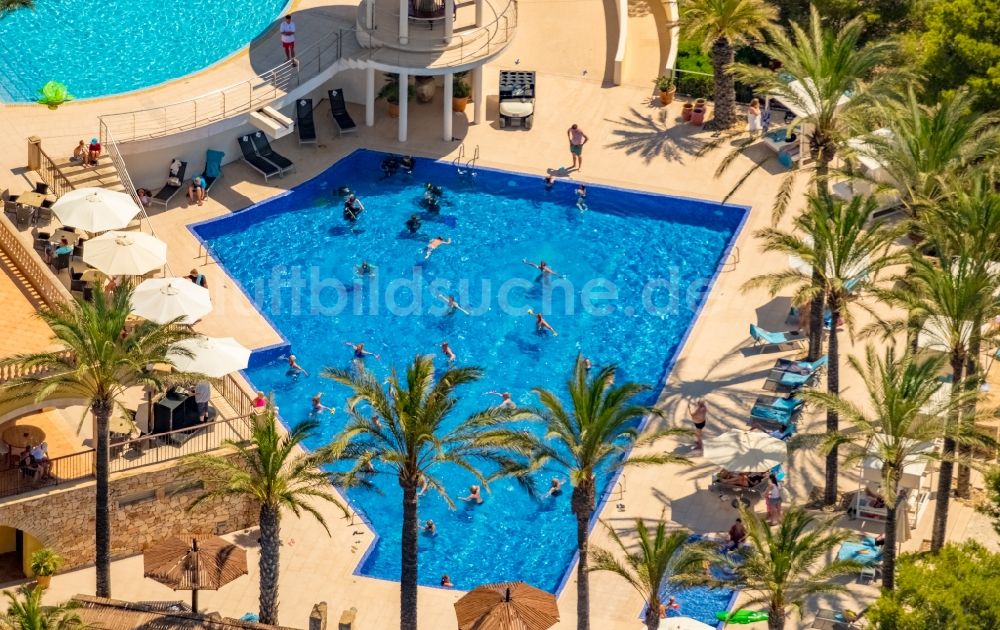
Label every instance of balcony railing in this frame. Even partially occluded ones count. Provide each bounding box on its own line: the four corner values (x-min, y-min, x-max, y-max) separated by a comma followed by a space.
99, 28, 353, 143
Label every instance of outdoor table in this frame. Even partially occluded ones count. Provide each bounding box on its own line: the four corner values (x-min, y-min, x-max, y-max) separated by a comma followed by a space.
17, 191, 46, 209
2, 424, 45, 449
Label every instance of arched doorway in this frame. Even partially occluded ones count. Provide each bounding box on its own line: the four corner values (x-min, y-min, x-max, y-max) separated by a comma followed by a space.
0, 526, 44, 583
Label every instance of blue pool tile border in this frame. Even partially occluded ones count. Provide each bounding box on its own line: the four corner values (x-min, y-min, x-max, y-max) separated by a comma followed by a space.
190, 148, 751, 596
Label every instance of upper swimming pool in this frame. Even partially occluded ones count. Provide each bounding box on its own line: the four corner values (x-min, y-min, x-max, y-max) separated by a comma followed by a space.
192, 149, 747, 595
0, 0, 286, 102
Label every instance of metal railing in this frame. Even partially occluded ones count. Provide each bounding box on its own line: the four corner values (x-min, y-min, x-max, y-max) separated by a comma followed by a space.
219, 372, 257, 419
35, 147, 76, 197
108, 414, 254, 473
363, 0, 517, 67
98, 122, 139, 206
99, 28, 351, 143
0, 449, 95, 499
0, 212, 74, 309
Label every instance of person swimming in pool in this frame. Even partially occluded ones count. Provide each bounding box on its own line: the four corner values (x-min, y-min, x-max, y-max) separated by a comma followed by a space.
356, 260, 374, 276
421, 191, 441, 214
406, 213, 422, 234
544, 174, 555, 190
425, 182, 443, 196
546, 477, 563, 497
423, 519, 437, 535
287, 355, 309, 376
425, 236, 452, 259
527, 308, 558, 336
380, 157, 399, 178
400, 155, 415, 174
522, 259, 562, 282
576, 184, 588, 211
344, 341, 380, 361
441, 341, 457, 363
344, 194, 365, 221
486, 391, 516, 409
436, 293, 469, 315
417, 472, 429, 496
583, 357, 593, 371
370, 413, 383, 430
440, 574, 454, 588
459, 485, 483, 504
311, 392, 335, 415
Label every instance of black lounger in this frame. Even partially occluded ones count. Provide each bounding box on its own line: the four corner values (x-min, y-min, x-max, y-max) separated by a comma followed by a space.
152, 161, 187, 209
249, 131, 295, 175
237, 135, 281, 182
296, 99, 317, 145
328, 89, 357, 135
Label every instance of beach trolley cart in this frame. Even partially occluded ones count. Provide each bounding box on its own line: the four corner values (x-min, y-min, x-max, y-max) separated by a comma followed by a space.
498, 70, 535, 129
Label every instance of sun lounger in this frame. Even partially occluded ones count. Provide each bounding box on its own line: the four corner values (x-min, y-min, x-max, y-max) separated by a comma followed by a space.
201, 149, 224, 192
237, 135, 281, 182
750, 395, 803, 424
249, 131, 294, 175
296, 99, 317, 145
328, 89, 357, 135
750, 324, 804, 353
774, 354, 828, 375
152, 161, 187, 209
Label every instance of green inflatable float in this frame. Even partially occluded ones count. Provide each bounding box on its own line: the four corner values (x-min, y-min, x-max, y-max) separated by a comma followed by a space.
716, 609, 769, 624
36, 81, 74, 110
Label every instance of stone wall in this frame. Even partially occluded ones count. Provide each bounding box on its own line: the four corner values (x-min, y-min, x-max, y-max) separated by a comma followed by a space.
0, 454, 256, 571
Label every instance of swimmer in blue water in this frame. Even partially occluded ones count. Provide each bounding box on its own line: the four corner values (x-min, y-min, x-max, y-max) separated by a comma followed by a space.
337, 185, 352, 197
311, 392, 335, 415
423, 519, 437, 536
436, 293, 469, 315
400, 155, 415, 174
421, 192, 441, 213
522, 259, 562, 282
546, 477, 563, 497
344, 194, 365, 222
487, 391, 516, 409
425, 182, 443, 196
527, 308, 558, 336
381, 157, 399, 178
575, 185, 588, 211
344, 341, 380, 361
406, 213, 422, 234
459, 485, 483, 504
356, 260, 374, 276
544, 175, 555, 190
441, 341, 457, 363
287, 355, 309, 377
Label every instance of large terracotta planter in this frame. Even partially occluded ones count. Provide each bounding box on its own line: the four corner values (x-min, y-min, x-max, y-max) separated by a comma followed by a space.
681, 102, 694, 121
690, 107, 706, 125
659, 86, 676, 105
694, 98, 706, 109
452, 96, 469, 113
387, 102, 400, 118
35, 575, 52, 589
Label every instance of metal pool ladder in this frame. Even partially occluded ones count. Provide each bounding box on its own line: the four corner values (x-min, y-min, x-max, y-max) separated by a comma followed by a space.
452, 144, 466, 174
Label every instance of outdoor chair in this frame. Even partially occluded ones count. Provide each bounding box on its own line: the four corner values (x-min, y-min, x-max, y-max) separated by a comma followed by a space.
249, 132, 294, 175
749, 324, 803, 352
152, 160, 188, 209
237, 135, 281, 182
296, 99, 317, 145
201, 149, 225, 192
328, 89, 357, 135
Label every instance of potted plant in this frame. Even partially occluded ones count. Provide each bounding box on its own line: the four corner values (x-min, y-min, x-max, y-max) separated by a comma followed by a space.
415, 76, 437, 103
452, 74, 471, 112
653, 75, 676, 105
681, 101, 694, 121
690, 106, 706, 125
377, 74, 414, 118
30, 548, 62, 589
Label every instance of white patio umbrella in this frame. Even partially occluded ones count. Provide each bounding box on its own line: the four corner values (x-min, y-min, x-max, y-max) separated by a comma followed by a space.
662, 618, 714, 630
51, 187, 140, 232
132, 278, 212, 325
787, 235, 869, 279
703, 430, 788, 471
168, 336, 250, 378
83, 230, 167, 276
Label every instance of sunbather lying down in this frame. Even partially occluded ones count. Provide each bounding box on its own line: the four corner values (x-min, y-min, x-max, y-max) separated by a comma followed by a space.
718, 470, 765, 487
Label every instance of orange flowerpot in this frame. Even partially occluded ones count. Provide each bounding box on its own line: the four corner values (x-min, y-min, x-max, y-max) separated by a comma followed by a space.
690, 107, 705, 125
681, 102, 694, 121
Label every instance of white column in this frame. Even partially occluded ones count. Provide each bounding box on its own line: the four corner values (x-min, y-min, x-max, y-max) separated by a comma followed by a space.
365, 68, 375, 127
365, 0, 375, 29
475, 0, 484, 26
399, 0, 409, 44
444, 0, 454, 43
472, 66, 484, 124
443, 72, 454, 141
398, 71, 410, 142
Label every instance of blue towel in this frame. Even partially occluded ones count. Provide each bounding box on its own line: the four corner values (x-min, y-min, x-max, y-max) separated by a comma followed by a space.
837, 541, 882, 565
205, 149, 225, 178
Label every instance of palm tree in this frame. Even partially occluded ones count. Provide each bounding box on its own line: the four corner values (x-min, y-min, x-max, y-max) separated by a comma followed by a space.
183, 407, 346, 626
730, 7, 898, 198
868, 251, 1000, 551
528, 355, 692, 630
0, 286, 198, 598
0, 586, 89, 629
686, 507, 860, 629
746, 194, 905, 504
860, 87, 1000, 218
322, 355, 533, 630
804, 344, 984, 590
680, 0, 778, 130
590, 518, 694, 630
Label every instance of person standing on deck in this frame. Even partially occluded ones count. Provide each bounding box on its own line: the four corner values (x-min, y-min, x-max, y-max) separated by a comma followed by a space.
280, 14, 296, 62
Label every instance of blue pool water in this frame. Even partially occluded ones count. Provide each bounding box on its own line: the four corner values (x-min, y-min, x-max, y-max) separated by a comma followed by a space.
193, 149, 746, 592
651, 544, 737, 627
0, 0, 286, 101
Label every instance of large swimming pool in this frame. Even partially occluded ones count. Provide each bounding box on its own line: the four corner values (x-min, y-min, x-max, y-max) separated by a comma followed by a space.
192, 150, 746, 599
0, 0, 286, 102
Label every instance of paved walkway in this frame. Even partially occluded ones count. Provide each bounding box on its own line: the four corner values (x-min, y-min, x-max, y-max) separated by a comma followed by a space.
0, 263, 54, 359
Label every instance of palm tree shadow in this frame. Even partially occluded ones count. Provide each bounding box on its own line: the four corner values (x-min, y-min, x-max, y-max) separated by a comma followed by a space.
605, 107, 703, 164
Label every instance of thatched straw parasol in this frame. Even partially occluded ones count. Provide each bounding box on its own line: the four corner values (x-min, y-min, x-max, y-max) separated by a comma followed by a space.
454, 581, 559, 630
143, 535, 247, 612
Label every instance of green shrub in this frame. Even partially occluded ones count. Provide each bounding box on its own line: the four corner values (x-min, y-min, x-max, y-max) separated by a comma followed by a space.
675, 40, 714, 98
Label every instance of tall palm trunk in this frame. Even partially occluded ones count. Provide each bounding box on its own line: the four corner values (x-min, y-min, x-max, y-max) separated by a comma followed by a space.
400, 481, 419, 630
806, 282, 825, 362
957, 327, 982, 498
823, 298, 841, 506
258, 504, 281, 625
644, 601, 661, 630
708, 37, 736, 130
882, 492, 898, 591
571, 478, 596, 630
93, 398, 112, 598
931, 353, 965, 551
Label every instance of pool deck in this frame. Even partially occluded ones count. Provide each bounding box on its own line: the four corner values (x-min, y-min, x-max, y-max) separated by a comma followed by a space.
4, 0, 996, 628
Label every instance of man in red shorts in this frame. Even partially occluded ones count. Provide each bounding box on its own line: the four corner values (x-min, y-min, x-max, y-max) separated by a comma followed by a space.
279, 14, 296, 62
